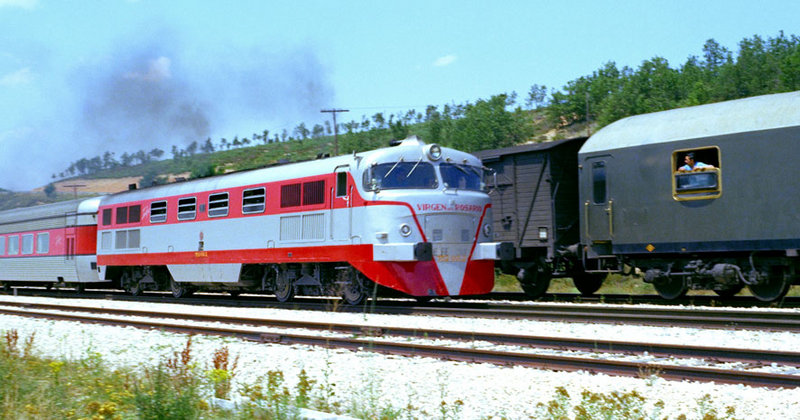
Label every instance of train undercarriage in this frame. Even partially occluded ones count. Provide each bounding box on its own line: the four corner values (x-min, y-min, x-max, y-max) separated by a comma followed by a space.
107, 263, 374, 305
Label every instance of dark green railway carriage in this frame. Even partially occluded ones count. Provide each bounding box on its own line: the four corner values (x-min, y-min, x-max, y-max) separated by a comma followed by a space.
579, 91, 800, 301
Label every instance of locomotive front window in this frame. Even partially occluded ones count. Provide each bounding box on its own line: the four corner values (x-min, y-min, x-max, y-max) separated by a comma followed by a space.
365, 162, 437, 190
440, 163, 484, 191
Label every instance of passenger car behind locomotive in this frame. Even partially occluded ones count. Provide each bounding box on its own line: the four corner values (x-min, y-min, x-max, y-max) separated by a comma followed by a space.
580, 91, 800, 301
94, 136, 511, 303
480, 91, 800, 301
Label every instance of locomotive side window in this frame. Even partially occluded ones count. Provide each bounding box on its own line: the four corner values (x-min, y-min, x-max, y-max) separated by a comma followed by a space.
128, 205, 141, 223
281, 184, 301, 208
303, 180, 325, 205
102, 208, 112, 226
177, 197, 197, 221
150, 201, 167, 223
8, 236, 19, 255
242, 187, 266, 214
36, 233, 49, 254
21, 234, 34, 255
208, 192, 229, 218
591, 161, 607, 204
336, 172, 347, 197
672, 147, 722, 200
116, 207, 128, 224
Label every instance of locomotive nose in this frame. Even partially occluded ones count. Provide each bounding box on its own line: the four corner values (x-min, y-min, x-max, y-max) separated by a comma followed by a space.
423, 213, 479, 294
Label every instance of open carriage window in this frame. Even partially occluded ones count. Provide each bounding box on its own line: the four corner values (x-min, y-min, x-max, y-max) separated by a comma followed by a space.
672, 147, 721, 200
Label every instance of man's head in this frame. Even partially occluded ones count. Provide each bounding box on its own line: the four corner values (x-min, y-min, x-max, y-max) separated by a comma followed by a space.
684, 152, 695, 166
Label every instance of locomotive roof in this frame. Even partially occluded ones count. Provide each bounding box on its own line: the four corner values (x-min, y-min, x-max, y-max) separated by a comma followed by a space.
581, 90, 800, 154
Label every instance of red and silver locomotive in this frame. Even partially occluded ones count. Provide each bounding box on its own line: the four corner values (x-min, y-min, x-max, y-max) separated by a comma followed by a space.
90, 136, 511, 303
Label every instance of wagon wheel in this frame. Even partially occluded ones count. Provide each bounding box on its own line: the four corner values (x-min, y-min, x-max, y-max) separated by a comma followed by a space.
517, 259, 551, 299
170, 277, 190, 299
748, 266, 791, 302
274, 269, 295, 303
653, 276, 687, 300
713, 283, 744, 298
339, 268, 367, 306
74, 283, 86, 294
572, 272, 605, 296
2, 282, 10, 293
228, 290, 241, 297
121, 271, 142, 296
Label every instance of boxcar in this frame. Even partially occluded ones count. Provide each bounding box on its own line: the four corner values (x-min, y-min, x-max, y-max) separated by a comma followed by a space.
579, 91, 800, 301
474, 137, 603, 297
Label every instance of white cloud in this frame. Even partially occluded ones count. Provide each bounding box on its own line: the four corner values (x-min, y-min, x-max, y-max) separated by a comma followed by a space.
0, 0, 38, 9
0, 67, 33, 86
123, 56, 172, 82
433, 54, 457, 67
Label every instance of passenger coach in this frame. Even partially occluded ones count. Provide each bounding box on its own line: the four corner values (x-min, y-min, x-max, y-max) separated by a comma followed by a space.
0, 198, 101, 290
580, 91, 800, 301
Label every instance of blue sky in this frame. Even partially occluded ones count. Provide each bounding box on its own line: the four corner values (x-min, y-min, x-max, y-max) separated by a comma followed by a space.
1, 0, 798, 190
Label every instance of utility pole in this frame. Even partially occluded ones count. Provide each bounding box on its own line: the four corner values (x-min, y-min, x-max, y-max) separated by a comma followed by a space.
63, 184, 86, 199
321, 108, 349, 155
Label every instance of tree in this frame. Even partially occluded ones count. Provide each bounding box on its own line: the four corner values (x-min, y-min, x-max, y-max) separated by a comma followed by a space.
201, 138, 215, 154
525, 84, 548, 109
44, 183, 56, 198
262, 130, 270, 144
293, 123, 309, 140
149, 148, 164, 160
451, 94, 529, 152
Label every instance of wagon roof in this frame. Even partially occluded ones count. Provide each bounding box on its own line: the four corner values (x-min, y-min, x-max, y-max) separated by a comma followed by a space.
472, 137, 587, 161
581, 90, 800, 154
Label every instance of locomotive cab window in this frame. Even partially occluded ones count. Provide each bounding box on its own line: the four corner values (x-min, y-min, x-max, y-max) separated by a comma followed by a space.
672, 147, 721, 200
336, 172, 348, 197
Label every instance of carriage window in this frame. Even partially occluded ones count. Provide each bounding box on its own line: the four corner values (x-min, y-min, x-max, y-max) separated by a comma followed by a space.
672, 147, 721, 200
208, 192, 229, 217
336, 172, 348, 197
177, 197, 197, 220
243, 187, 266, 214
102, 208, 112, 226
116, 207, 128, 224
303, 180, 325, 205
591, 161, 606, 204
0, 236, 5, 255
21, 234, 34, 255
36, 233, 49, 254
150, 201, 167, 223
128, 205, 141, 223
281, 183, 301, 208
8, 236, 19, 255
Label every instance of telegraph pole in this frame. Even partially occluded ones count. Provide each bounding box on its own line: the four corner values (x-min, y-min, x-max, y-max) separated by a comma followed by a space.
321, 108, 349, 155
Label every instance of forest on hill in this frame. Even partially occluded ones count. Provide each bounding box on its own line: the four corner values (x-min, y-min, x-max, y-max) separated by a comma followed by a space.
9, 31, 800, 209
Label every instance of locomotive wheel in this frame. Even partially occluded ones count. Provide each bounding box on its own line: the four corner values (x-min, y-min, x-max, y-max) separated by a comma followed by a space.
517, 260, 551, 299
170, 277, 190, 298
121, 271, 142, 296
339, 268, 367, 306
713, 284, 744, 298
572, 272, 605, 296
274, 271, 295, 303
653, 276, 687, 300
748, 266, 791, 302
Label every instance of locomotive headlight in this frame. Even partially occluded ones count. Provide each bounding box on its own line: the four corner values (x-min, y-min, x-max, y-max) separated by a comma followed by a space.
399, 223, 412, 237
426, 144, 442, 161
483, 223, 492, 238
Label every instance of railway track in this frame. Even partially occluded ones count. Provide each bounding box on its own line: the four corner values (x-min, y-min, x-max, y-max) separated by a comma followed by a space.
4, 287, 800, 331
1, 300, 799, 388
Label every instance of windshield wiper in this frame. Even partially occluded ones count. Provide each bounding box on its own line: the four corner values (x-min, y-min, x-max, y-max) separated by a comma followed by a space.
406, 157, 423, 178
384, 157, 403, 178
